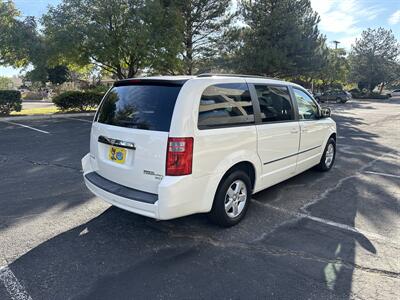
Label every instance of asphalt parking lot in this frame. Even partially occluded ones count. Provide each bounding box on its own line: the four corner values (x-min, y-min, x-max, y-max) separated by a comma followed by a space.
0, 98, 399, 300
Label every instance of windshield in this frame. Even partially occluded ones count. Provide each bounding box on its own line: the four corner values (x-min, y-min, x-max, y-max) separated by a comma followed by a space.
96, 84, 182, 132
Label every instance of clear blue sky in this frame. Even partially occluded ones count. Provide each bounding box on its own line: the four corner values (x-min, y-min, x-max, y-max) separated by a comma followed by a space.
1, 0, 400, 77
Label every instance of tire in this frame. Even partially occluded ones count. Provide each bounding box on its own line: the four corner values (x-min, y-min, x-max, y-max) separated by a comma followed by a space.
209, 170, 252, 227
316, 138, 336, 171
341, 99, 347, 103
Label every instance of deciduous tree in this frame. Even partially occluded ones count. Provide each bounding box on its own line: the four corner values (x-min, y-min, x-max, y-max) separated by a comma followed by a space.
42, 0, 180, 79
47, 65, 69, 85
317, 48, 349, 89
0, 1, 41, 67
0, 76, 13, 90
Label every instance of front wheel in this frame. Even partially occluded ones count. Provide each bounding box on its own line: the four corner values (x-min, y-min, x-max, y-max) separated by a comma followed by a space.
209, 170, 251, 227
316, 138, 336, 171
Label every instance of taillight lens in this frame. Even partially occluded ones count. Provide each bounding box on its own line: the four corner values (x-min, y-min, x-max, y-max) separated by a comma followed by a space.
166, 137, 193, 176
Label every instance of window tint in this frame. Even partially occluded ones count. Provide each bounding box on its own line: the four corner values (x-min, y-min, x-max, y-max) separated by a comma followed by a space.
254, 85, 294, 122
293, 88, 319, 120
198, 83, 254, 128
97, 84, 181, 131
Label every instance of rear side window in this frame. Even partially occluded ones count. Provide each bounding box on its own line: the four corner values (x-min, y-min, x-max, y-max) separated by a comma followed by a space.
198, 83, 254, 129
96, 84, 181, 131
254, 85, 294, 122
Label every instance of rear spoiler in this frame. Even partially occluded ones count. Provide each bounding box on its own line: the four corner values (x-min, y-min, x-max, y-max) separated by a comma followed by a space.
114, 78, 187, 87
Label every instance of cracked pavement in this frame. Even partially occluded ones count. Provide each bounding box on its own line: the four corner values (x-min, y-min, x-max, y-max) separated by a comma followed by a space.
0, 98, 399, 299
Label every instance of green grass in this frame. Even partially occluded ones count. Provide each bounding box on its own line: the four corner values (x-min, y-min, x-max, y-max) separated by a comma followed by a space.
9, 107, 96, 116
10, 106, 62, 116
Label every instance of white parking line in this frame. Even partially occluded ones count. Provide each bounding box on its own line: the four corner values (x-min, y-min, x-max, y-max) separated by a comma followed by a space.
60, 117, 92, 123
364, 171, 400, 179
252, 200, 400, 246
1, 121, 50, 134
0, 266, 32, 300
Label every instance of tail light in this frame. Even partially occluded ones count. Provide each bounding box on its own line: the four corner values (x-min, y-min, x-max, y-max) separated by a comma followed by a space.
166, 137, 193, 176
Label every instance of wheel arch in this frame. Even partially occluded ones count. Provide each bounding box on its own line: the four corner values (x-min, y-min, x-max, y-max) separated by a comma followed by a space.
329, 132, 337, 141
219, 161, 257, 192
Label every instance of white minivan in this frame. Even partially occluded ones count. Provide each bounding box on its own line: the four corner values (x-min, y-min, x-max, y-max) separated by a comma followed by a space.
82, 74, 337, 226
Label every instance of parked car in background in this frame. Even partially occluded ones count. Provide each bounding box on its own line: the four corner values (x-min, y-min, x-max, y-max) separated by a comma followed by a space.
387, 90, 400, 97
315, 90, 351, 103
82, 74, 337, 227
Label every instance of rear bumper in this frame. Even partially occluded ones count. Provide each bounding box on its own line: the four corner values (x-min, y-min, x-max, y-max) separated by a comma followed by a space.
84, 174, 159, 218
84, 172, 158, 204
82, 153, 216, 220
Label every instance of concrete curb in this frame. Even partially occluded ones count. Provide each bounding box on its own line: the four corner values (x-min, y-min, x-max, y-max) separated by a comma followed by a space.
0, 112, 95, 122
22, 99, 53, 103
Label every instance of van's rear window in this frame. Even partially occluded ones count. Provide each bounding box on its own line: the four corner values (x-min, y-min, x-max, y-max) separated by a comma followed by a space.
96, 84, 182, 132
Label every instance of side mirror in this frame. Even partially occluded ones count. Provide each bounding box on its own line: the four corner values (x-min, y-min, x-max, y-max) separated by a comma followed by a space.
320, 107, 331, 118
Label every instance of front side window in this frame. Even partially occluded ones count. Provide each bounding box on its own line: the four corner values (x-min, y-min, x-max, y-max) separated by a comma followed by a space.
198, 83, 254, 128
254, 85, 294, 122
293, 88, 319, 120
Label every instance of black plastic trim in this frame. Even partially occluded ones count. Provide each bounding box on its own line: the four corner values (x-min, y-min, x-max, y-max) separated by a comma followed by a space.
85, 172, 158, 204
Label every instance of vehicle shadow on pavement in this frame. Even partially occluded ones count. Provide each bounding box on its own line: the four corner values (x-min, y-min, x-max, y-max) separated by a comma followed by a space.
5, 204, 379, 300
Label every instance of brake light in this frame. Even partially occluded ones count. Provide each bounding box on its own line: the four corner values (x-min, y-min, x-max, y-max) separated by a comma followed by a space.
166, 137, 193, 176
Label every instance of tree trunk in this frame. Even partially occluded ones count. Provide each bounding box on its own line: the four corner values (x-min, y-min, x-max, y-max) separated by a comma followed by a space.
186, 40, 193, 75
184, 3, 193, 75
127, 63, 136, 78
379, 83, 384, 94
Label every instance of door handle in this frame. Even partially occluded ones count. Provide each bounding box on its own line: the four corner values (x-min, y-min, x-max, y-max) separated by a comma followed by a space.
290, 129, 299, 134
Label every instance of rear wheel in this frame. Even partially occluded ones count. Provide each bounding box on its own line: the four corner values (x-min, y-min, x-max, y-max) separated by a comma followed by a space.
209, 170, 251, 227
316, 138, 336, 171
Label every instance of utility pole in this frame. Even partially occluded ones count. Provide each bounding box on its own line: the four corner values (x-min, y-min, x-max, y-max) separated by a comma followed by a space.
332, 40, 340, 50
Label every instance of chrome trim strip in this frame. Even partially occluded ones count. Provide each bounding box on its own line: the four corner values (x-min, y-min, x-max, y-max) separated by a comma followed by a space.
263, 145, 321, 165
98, 135, 136, 150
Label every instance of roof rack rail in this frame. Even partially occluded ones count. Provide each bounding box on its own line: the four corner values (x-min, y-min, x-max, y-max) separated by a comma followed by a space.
196, 73, 278, 80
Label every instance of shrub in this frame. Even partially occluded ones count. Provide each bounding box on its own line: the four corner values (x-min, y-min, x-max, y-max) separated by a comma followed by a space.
0, 90, 22, 116
53, 91, 104, 111
349, 88, 361, 98
349, 88, 389, 99
366, 93, 389, 99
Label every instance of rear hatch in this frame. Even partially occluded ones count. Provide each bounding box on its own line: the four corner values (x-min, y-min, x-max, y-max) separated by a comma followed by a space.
91, 80, 184, 194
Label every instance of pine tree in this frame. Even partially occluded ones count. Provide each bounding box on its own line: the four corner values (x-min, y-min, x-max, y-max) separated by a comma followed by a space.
349, 28, 400, 92
233, 0, 326, 78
